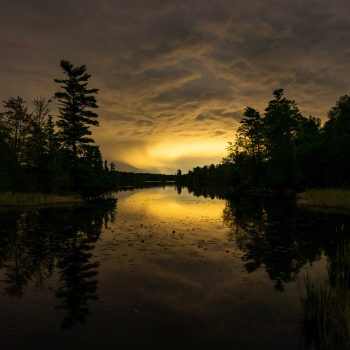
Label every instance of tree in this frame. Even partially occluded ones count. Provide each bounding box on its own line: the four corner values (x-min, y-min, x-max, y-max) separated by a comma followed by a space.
264, 89, 303, 158
238, 107, 264, 159
26, 97, 52, 167
263, 89, 304, 187
294, 116, 322, 187
44, 115, 57, 155
81, 145, 103, 170
104, 160, 109, 172
0, 124, 11, 190
1, 97, 32, 165
323, 95, 350, 186
232, 107, 264, 186
110, 162, 116, 172
54, 60, 99, 173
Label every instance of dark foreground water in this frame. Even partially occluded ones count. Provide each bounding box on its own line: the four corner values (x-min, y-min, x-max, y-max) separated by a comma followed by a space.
0, 186, 349, 350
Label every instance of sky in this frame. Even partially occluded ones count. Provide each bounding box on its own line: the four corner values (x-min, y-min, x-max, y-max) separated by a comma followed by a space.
1, 0, 350, 173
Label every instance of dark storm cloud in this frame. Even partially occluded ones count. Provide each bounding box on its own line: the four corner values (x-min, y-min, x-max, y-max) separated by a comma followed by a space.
196, 109, 242, 122
151, 69, 233, 103
1, 0, 350, 171
195, 114, 208, 121
142, 65, 191, 81
214, 130, 227, 136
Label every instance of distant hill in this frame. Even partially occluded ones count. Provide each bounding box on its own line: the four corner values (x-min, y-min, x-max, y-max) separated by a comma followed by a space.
113, 161, 150, 173
112, 162, 177, 175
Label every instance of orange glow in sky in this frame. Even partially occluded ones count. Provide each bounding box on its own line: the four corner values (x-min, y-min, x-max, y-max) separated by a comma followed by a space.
116, 138, 228, 172
150, 140, 227, 160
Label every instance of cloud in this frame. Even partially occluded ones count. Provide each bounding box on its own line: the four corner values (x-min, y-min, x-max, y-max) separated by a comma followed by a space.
195, 114, 208, 121
151, 68, 233, 104
1, 0, 350, 172
214, 130, 227, 136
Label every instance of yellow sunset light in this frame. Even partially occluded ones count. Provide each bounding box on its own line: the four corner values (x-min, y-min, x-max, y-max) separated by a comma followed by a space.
116, 138, 228, 171
149, 139, 227, 161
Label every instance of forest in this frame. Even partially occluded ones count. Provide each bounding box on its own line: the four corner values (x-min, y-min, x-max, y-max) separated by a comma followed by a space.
0, 60, 177, 198
0, 60, 117, 197
182, 89, 350, 192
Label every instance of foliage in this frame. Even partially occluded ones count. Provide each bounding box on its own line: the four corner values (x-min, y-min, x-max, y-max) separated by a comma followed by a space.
0, 61, 116, 197
182, 89, 349, 191
54, 60, 99, 168
322, 95, 350, 186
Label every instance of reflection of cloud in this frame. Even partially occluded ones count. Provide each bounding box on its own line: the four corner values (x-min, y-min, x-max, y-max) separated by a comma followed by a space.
1, 0, 350, 171
121, 189, 225, 221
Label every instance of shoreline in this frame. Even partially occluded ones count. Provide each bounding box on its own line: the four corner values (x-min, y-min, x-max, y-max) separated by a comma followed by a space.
297, 188, 350, 212
0, 192, 83, 207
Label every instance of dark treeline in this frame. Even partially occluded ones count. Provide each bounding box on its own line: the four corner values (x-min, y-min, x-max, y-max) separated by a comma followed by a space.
0, 60, 118, 196
0, 59, 175, 196
181, 89, 350, 191
114, 172, 175, 187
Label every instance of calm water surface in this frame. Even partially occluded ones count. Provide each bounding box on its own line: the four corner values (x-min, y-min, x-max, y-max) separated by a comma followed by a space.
0, 186, 349, 349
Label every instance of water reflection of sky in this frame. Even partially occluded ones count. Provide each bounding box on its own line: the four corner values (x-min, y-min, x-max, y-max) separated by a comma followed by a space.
0, 187, 345, 350
118, 187, 226, 221
94, 187, 312, 350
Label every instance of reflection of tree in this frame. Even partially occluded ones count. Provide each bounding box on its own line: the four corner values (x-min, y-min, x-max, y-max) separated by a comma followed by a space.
53, 200, 115, 329
55, 232, 99, 329
176, 184, 182, 195
0, 211, 54, 297
223, 196, 348, 290
0, 199, 116, 328
4, 232, 34, 297
186, 183, 228, 199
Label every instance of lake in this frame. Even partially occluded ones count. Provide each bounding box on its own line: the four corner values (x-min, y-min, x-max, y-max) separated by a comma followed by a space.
0, 186, 348, 349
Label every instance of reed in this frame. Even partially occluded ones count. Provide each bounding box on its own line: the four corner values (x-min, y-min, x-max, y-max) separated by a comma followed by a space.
0, 192, 82, 207
301, 243, 350, 349
297, 189, 350, 211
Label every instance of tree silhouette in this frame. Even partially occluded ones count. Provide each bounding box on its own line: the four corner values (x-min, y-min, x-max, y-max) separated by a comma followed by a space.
55, 233, 99, 329
323, 95, 350, 186
54, 60, 99, 182
183, 88, 335, 191
26, 97, 52, 168
1, 97, 31, 165
262, 89, 305, 187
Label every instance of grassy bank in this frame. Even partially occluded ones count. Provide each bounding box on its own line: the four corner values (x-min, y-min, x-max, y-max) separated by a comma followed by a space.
0, 192, 82, 207
297, 188, 350, 211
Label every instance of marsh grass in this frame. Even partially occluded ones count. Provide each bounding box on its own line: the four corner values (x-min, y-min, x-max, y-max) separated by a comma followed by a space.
301, 243, 350, 349
0, 192, 82, 207
298, 189, 350, 211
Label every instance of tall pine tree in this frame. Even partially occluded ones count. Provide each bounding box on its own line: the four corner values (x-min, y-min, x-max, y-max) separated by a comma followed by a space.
54, 60, 99, 173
